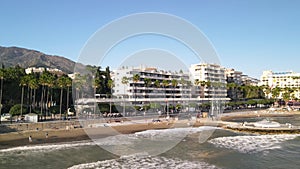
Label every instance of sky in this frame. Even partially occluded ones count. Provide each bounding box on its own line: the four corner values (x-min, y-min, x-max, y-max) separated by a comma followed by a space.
0, 0, 300, 78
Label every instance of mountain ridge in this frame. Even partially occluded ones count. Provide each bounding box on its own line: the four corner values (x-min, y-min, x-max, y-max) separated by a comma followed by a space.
0, 46, 76, 73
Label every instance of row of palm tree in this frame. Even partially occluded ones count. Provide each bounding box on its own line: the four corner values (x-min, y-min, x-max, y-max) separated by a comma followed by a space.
19, 71, 73, 119
263, 85, 300, 102
0, 66, 114, 121
0, 66, 74, 120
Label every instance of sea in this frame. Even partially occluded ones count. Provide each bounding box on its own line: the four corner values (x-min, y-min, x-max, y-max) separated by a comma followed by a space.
1, 116, 300, 169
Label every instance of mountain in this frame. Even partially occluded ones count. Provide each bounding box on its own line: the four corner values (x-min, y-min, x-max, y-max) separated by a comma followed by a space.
0, 46, 76, 73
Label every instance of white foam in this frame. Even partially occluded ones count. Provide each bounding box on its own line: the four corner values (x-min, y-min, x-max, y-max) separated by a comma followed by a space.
134, 126, 220, 141
0, 141, 95, 153
0, 127, 221, 155
208, 134, 299, 154
68, 153, 220, 169
93, 134, 137, 146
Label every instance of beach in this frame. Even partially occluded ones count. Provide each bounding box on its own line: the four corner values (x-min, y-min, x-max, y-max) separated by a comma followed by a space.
1, 111, 300, 169
0, 119, 201, 149
1, 110, 300, 149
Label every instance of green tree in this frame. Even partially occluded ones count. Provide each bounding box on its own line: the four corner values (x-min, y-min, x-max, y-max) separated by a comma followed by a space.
28, 74, 39, 113
121, 76, 129, 97
20, 75, 30, 116
162, 80, 169, 97
133, 74, 140, 105
39, 70, 49, 116
171, 79, 178, 106
57, 76, 67, 119
0, 68, 4, 124
271, 87, 281, 100
73, 74, 86, 99
143, 78, 151, 98
161, 80, 169, 114
9, 104, 28, 116
107, 79, 115, 113
65, 76, 72, 113
121, 76, 129, 116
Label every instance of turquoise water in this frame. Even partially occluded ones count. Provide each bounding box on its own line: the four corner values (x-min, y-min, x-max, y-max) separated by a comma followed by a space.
1, 127, 300, 169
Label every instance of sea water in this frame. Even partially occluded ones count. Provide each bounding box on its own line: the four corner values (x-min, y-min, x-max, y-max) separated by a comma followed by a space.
1, 127, 300, 169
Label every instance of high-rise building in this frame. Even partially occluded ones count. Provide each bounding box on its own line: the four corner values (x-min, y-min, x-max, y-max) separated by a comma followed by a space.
189, 63, 227, 98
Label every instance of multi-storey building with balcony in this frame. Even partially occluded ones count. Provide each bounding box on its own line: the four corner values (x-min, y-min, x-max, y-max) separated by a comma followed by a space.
189, 63, 227, 99
260, 70, 300, 99
225, 68, 243, 85
112, 66, 191, 105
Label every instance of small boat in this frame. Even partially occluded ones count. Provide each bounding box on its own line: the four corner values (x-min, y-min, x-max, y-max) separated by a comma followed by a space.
253, 119, 281, 128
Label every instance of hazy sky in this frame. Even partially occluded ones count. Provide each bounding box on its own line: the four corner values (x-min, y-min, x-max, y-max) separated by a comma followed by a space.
1, 0, 300, 78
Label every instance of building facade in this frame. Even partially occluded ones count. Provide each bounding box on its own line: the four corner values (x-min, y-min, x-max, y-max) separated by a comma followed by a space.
189, 63, 227, 98
225, 68, 243, 85
260, 70, 300, 99
25, 67, 63, 75
112, 66, 191, 102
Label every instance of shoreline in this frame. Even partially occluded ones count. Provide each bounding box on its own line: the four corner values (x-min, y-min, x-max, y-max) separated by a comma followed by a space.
1, 110, 300, 149
0, 120, 209, 149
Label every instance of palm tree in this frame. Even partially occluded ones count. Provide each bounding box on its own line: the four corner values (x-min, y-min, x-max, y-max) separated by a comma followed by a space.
171, 79, 178, 108
271, 87, 281, 100
73, 74, 86, 99
143, 78, 151, 98
46, 73, 55, 117
162, 80, 169, 97
28, 74, 39, 114
133, 74, 140, 106
121, 76, 129, 116
282, 87, 295, 103
226, 82, 238, 100
200, 81, 206, 98
143, 78, 152, 113
161, 80, 169, 114
0, 68, 4, 124
121, 76, 129, 97
20, 75, 30, 116
65, 76, 72, 115
107, 79, 115, 113
39, 71, 47, 117
57, 76, 67, 119
154, 80, 160, 88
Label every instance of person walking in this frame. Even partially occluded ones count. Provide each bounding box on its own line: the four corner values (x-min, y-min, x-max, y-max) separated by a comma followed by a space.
28, 135, 32, 143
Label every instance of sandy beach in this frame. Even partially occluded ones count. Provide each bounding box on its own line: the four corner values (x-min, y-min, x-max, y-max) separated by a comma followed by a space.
0, 120, 205, 149
1, 110, 300, 149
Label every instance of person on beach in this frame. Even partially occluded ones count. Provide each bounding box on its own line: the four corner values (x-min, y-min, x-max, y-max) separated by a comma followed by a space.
29, 135, 32, 143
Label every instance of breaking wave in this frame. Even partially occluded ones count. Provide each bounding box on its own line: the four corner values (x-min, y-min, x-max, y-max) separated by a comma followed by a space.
208, 134, 299, 154
68, 153, 220, 169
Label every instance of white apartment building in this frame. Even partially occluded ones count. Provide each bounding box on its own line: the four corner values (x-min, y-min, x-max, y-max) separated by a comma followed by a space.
112, 66, 191, 103
241, 75, 259, 86
189, 63, 227, 98
260, 70, 300, 99
225, 68, 243, 85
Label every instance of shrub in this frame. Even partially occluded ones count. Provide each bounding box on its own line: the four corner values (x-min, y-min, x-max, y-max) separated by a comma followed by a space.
9, 104, 28, 116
